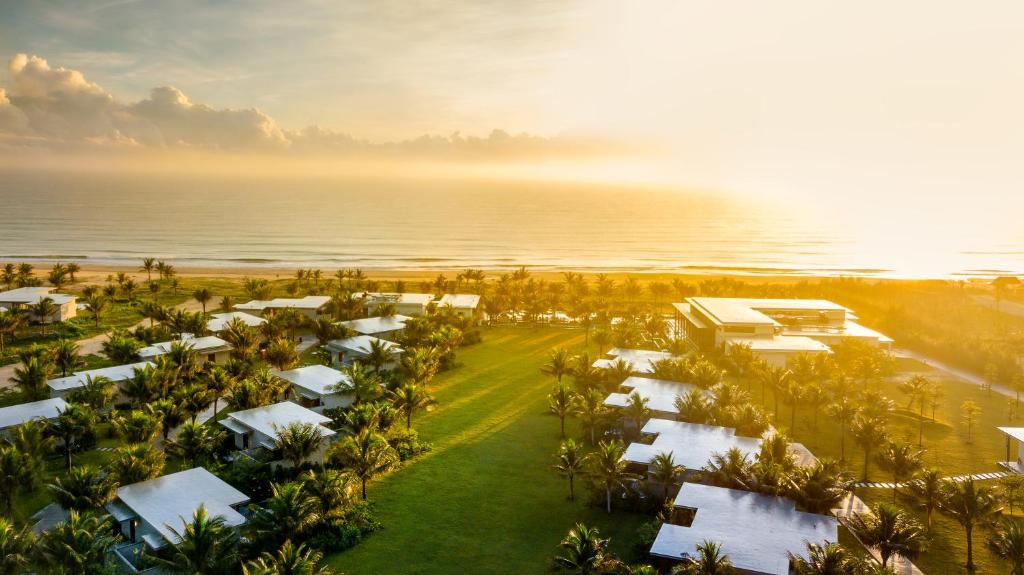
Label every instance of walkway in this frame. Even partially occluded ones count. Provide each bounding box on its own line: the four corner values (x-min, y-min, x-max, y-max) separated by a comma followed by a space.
834, 493, 925, 575
895, 348, 1016, 398
855, 471, 1009, 490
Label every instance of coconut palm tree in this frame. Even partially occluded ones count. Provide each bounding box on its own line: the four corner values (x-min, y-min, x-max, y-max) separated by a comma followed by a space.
108, 443, 165, 485
791, 458, 854, 515
845, 503, 926, 569
52, 338, 83, 377
0, 517, 34, 575
148, 398, 185, 441
48, 465, 116, 511
0, 309, 25, 355
38, 511, 120, 575
102, 329, 142, 364
83, 293, 108, 327
553, 523, 612, 574
301, 468, 355, 521
622, 390, 651, 438
329, 428, 399, 499
389, 383, 436, 430
703, 447, 754, 490
30, 296, 58, 335
165, 422, 225, 467
756, 364, 790, 419
676, 388, 715, 425
961, 400, 982, 443
243, 540, 337, 575
9, 419, 55, 489
68, 374, 117, 411
336, 362, 383, 404
249, 482, 322, 547
203, 365, 236, 415
671, 540, 735, 575
826, 398, 860, 462
939, 477, 1002, 570
123, 363, 158, 407
898, 375, 934, 446
141, 257, 156, 281
588, 439, 635, 514
276, 422, 326, 468
52, 403, 97, 471
365, 337, 394, 374
876, 441, 924, 502
789, 542, 859, 575
553, 439, 589, 501
649, 451, 684, 501
266, 337, 299, 370
852, 415, 888, 481
11, 355, 52, 400
542, 348, 574, 383
549, 382, 580, 438
990, 518, 1024, 575
111, 409, 162, 443
173, 383, 213, 423
0, 446, 31, 513
193, 287, 213, 315
574, 388, 607, 445
156, 505, 240, 575
906, 467, 943, 529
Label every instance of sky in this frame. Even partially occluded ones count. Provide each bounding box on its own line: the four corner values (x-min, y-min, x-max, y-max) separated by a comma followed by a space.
1, 0, 1023, 225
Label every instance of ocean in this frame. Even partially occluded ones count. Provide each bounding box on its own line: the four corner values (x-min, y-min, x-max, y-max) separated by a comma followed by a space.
0, 171, 1021, 279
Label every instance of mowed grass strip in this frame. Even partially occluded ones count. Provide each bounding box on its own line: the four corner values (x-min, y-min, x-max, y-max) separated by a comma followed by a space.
328, 327, 647, 574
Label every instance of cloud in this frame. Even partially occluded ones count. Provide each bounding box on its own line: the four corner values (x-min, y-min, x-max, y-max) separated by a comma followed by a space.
0, 53, 627, 160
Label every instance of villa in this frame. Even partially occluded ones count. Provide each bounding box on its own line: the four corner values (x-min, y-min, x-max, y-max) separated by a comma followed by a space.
0, 397, 69, 436
436, 293, 481, 319
0, 286, 77, 322
622, 419, 763, 472
206, 311, 267, 332
997, 427, 1024, 473
106, 467, 249, 570
650, 483, 838, 574
273, 364, 353, 412
673, 297, 893, 366
138, 334, 232, 364
235, 295, 332, 320
325, 334, 404, 369
361, 292, 434, 316
592, 348, 680, 374
219, 401, 336, 465
339, 314, 411, 340
47, 361, 154, 400
604, 376, 702, 417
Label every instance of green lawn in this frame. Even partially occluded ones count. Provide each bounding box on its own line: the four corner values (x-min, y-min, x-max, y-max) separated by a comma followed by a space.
327, 327, 648, 574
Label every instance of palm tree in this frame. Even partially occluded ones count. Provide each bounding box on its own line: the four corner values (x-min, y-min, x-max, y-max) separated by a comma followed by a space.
112, 409, 163, 443
193, 287, 213, 315
898, 375, 933, 445
553, 439, 589, 501
266, 336, 299, 370
704, 447, 754, 490
249, 482, 321, 547
52, 338, 83, 376
52, 403, 96, 471
30, 296, 58, 335
826, 398, 860, 461
123, 363, 158, 407
553, 523, 612, 574
149, 398, 186, 441
173, 382, 213, 423
11, 355, 52, 400
574, 388, 607, 445
389, 383, 436, 429
852, 415, 888, 481
301, 468, 355, 521
650, 451, 684, 501
845, 503, 926, 569
756, 364, 790, 419
68, 374, 117, 411
0, 517, 34, 575
876, 441, 924, 502
156, 505, 240, 574
329, 428, 399, 499
9, 419, 55, 490
202, 365, 236, 416
939, 477, 1002, 570
276, 422, 326, 468
335, 362, 383, 404
0, 309, 25, 355
83, 293, 108, 327
907, 467, 944, 529
0, 446, 31, 513
38, 511, 120, 575
365, 337, 394, 374
588, 439, 634, 513
961, 400, 982, 443
165, 422, 225, 467
48, 465, 116, 511
243, 540, 337, 575
103, 329, 142, 364
108, 443, 165, 484
65, 262, 80, 283
542, 347, 574, 382
676, 388, 715, 425
671, 540, 735, 575
789, 542, 859, 575
141, 257, 156, 281
990, 518, 1024, 575
549, 382, 580, 437
791, 458, 854, 515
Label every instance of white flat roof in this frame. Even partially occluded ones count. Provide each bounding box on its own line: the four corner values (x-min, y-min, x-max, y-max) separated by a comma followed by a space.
139, 335, 231, 358
623, 419, 761, 470
686, 297, 850, 326
273, 364, 347, 396
326, 335, 403, 356
206, 311, 266, 331
604, 377, 701, 414
340, 314, 411, 335
437, 294, 481, 309
0, 397, 68, 429
363, 292, 434, 306
110, 467, 249, 548
0, 287, 75, 306
222, 401, 334, 440
47, 361, 155, 392
1000, 427, 1024, 443
651, 483, 838, 574
726, 335, 832, 353
593, 349, 678, 375
235, 295, 330, 311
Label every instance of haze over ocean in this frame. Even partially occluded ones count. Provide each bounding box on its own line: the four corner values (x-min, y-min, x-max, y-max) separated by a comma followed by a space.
1, 171, 1021, 279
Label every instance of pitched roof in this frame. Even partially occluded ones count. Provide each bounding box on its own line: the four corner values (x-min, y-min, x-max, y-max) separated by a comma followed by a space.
235, 295, 330, 311
603, 376, 701, 414
339, 314, 411, 335
622, 419, 761, 470
47, 361, 154, 393
326, 335, 403, 356
138, 334, 231, 359
206, 311, 266, 331
0, 287, 76, 306
437, 294, 481, 309
221, 401, 335, 442
0, 398, 68, 429
273, 364, 347, 396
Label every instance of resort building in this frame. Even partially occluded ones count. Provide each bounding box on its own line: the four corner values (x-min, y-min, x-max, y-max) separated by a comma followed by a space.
106, 467, 249, 568
339, 314, 411, 340
138, 334, 232, 364
673, 297, 893, 366
219, 401, 336, 465
273, 364, 353, 412
0, 397, 69, 436
650, 483, 838, 574
47, 361, 154, 400
436, 293, 481, 319
998, 427, 1024, 473
361, 292, 434, 316
0, 287, 77, 322
604, 376, 702, 418
325, 334, 404, 370
622, 419, 762, 472
206, 311, 267, 332
592, 348, 680, 375
235, 295, 332, 320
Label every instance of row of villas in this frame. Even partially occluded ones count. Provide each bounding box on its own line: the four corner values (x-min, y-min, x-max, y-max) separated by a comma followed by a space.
0, 286, 77, 322
233, 292, 481, 320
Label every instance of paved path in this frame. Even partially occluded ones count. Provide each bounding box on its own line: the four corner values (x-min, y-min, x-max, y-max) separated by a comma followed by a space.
973, 294, 1024, 318
895, 348, 1016, 398
834, 493, 925, 575
855, 471, 1008, 490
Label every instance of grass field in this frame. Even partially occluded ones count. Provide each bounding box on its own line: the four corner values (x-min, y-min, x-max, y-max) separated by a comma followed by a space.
327, 326, 649, 574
